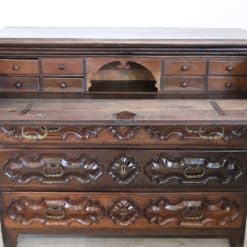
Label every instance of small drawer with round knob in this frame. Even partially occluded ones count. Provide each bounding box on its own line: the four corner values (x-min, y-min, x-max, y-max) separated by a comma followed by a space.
0, 77, 40, 92
208, 77, 247, 92
42, 78, 84, 92
162, 76, 205, 93
209, 59, 247, 75
41, 58, 84, 75
0, 59, 39, 75
163, 59, 206, 75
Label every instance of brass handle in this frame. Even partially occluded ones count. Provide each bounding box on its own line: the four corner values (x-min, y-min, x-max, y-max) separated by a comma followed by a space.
12, 64, 20, 71
183, 207, 203, 221
15, 81, 23, 89
58, 64, 65, 70
43, 163, 64, 178
41, 126, 61, 133
181, 65, 189, 71
226, 65, 233, 72
199, 127, 224, 140
21, 126, 48, 140
184, 166, 206, 179
45, 206, 65, 220
185, 127, 207, 134
225, 81, 233, 88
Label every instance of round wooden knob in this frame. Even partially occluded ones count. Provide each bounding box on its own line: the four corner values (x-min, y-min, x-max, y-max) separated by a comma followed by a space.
225, 81, 233, 88
181, 81, 188, 88
59, 82, 67, 88
181, 65, 189, 71
226, 65, 233, 72
12, 64, 20, 71
58, 64, 65, 70
15, 81, 23, 88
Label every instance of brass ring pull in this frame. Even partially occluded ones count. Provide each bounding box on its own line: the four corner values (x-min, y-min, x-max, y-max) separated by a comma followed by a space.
183, 207, 203, 221
199, 127, 224, 140
45, 206, 65, 220
43, 163, 64, 178
185, 127, 207, 134
184, 166, 206, 179
21, 126, 48, 140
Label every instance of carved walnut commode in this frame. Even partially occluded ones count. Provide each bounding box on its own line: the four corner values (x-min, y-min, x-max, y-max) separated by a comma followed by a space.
0, 27, 247, 247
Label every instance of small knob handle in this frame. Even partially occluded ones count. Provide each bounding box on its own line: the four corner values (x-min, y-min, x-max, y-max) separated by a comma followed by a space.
225, 81, 233, 88
15, 81, 23, 88
12, 64, 20, 71
59, 82, 67, 88
181, 65, 189, 71
226, 65, 233, 72
58, 64, 65, 70
181, 81, 188, 88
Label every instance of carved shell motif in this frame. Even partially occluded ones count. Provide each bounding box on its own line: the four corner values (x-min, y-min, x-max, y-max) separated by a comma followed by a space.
108, 155, 140, 184
108, 199, 139, 226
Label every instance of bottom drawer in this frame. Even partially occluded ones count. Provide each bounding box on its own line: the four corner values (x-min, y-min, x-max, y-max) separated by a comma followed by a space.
2, 192, 244, 230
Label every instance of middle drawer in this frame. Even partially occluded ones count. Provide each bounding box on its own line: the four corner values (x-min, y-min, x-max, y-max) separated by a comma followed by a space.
0, 149, 245, 191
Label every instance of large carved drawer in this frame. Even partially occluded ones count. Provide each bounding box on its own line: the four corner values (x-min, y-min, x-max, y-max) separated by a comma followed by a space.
0, 125, 247, 148
2, 192, 244, 231
0, 150, 245, 191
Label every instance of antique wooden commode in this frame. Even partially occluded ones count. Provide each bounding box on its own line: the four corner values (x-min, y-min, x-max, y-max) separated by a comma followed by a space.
0, 27, 247, 246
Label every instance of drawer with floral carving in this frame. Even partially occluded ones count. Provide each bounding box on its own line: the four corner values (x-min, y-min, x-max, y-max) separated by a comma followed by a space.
2, 192, 244, 231
0, 125, 247, 148
0, 150, 245, 191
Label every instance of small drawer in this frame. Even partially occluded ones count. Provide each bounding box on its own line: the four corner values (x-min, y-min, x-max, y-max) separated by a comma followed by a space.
209, 60, 247, 75
0, 77, 39, 92
42, 78, 83, 92
0, 59, 39, 75
41, 58, 84, 75
163, 59, 206, 75
163, 76, 205, 92
208, 77, 247, 91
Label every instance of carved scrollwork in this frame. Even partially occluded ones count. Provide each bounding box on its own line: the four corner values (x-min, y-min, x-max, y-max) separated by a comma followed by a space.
108, 155, 140, 184
107, 126, 139, 140
144, 198, 240, 227
144, 155, 243, 185
62, 127, 102, 140
8, 197, 105, 226
4, 153, 103, 184
108, 199, 139, 226
145, 126, 185, 140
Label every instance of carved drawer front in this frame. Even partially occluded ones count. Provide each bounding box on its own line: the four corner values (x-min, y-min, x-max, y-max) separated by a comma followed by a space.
209, 59, 247, 75
41, 58, 84, 75
162, 76, 205, 92
0, 125, 246, 148
163, 59, 206, 76
0, 77, 40, 92
3, 192, 243, 230
0, 150, 244, 190
42, 78, 84, 92
208, 77, 247, 92
0, 59, 39, 75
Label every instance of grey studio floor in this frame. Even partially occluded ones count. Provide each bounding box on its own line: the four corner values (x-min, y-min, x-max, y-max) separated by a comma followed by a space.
0, 223, 247, 247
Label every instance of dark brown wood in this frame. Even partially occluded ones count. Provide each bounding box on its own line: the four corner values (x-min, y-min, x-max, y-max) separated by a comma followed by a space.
0, 27, 247, 247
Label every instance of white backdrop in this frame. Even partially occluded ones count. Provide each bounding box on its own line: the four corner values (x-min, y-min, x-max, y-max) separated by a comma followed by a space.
0, 0, 246, 29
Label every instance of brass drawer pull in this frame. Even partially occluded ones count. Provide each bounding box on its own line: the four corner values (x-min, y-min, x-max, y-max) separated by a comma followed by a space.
59, 82, 68, 88
184, 166, 206, 179
225, 81, 233, 88
45, 206, 65, 220
43, 163, 64, 178
21, 126, 48, 140
58, 64, 65, 70
41, 126, 61, 133
226, 65, 233, 72
183, 207, 203, 221
181, 65, 189, 71
15, 81, 23, 89
12, 64, 20, 71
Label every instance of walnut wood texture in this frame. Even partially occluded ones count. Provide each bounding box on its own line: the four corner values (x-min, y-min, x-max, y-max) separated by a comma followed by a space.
0, 150, 244, 191
0, 28, 247, 247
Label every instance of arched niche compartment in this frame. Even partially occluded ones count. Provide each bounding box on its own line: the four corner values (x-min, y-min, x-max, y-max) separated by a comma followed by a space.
87, 57, 161, 93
